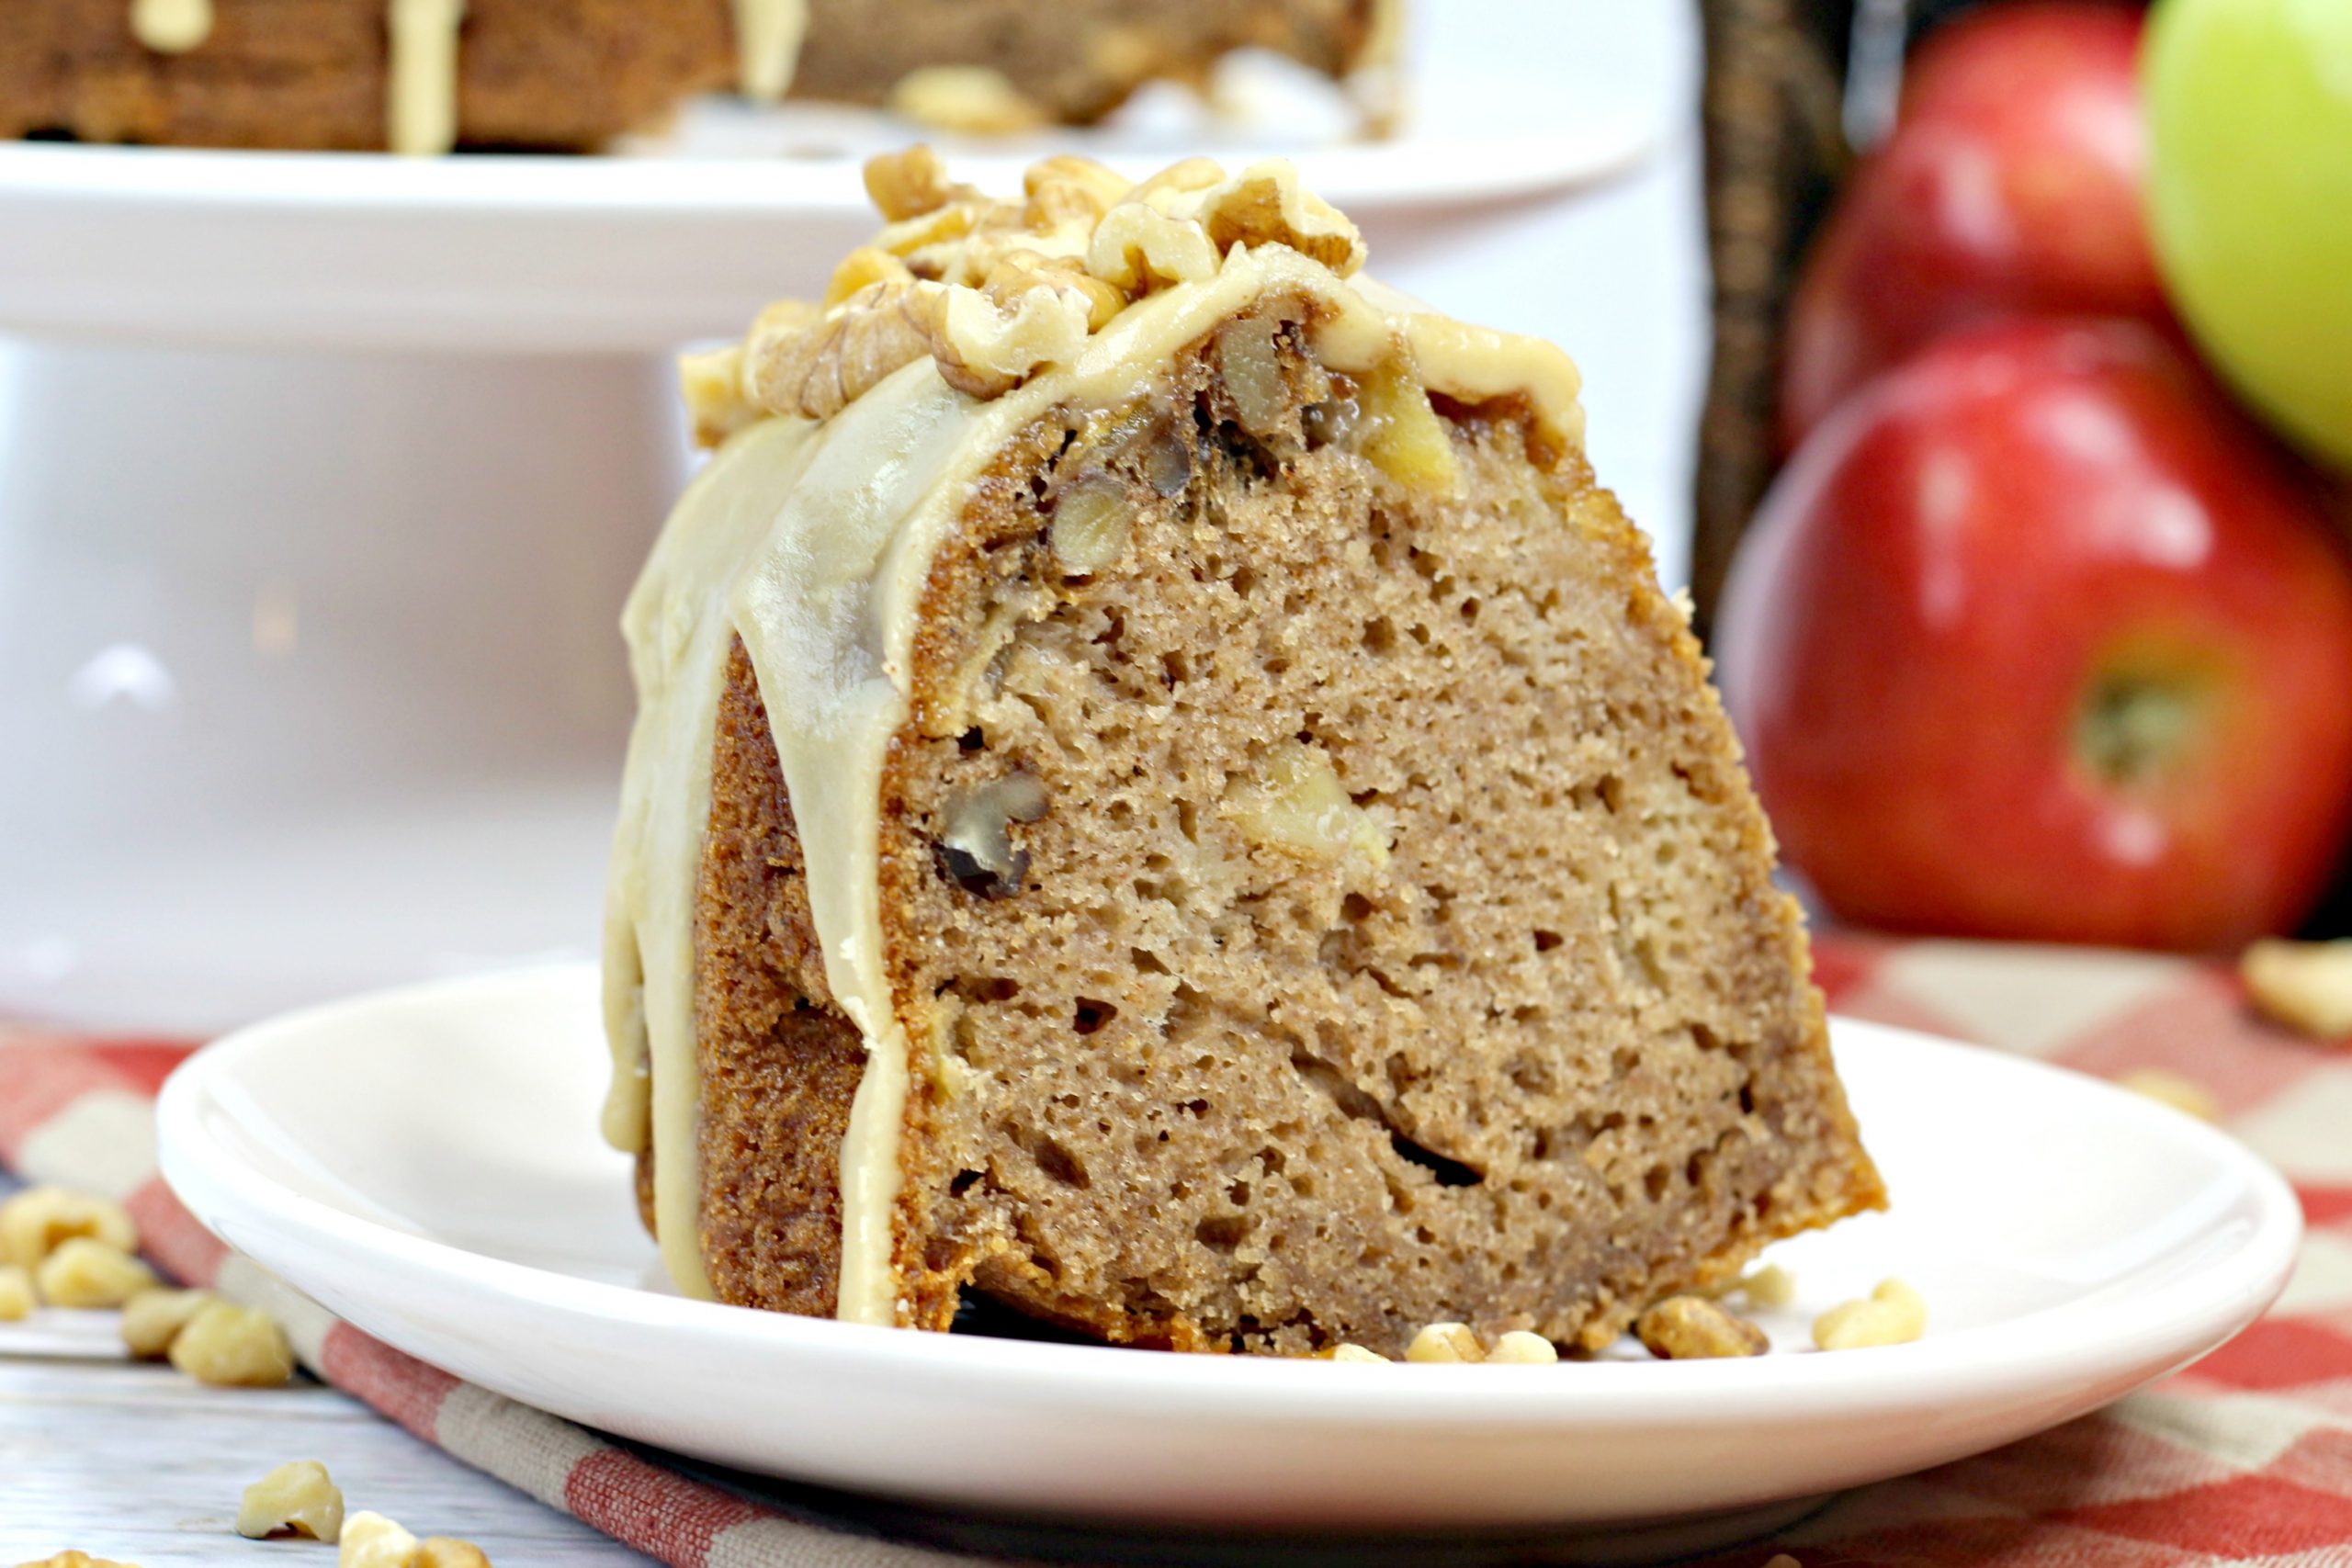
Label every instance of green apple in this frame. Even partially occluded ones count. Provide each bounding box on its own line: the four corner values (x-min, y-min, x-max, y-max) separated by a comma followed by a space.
2146, 0, 2352, 468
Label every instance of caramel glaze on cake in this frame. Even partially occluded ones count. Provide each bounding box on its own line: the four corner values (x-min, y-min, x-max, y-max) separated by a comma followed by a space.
606, 150, 1884, 1357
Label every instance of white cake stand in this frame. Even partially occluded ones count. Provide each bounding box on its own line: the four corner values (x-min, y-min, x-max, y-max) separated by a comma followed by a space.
0, 1, 1699, 1032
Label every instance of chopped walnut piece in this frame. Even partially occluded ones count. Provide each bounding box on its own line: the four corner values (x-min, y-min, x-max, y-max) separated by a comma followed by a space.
2244, 938, 2352, 1041
1405, 1321, 1485, 1363
2118, 1068, 2220, 1122
927, 260, 1108, 399
1048, 475, 1131, 574
937, 771, 1048, 897
874, 200, 986, 271
1023, 155, 1129, 229
1326, 1342, 1388, 1363
169, 1300, 295, 1387
1637, 1295, 1770, 1359
1813, 1278, 1927, 1351
745, 282, 939, 421
338, 1512, 420, 1568
1127, 157, 1227, 209
121, 1287, 218, 1359
1086, 202, 1220, 295
989, 251, 1124, 331
1190, 159, 1367, 276
35, 1238, 154, 1308
17, 1553, 141, 1568
238, 1460, 345, 1542
1216, 314, 1291, 438
863, 144, 963, 222
0, 1263, 32, 1320
823, 245, 916, 309
889, 65, 1047, 135
1, 1186, 138, 1269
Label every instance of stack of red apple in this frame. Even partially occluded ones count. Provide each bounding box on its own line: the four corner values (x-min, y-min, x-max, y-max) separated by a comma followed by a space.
1717, 0, 2352, 952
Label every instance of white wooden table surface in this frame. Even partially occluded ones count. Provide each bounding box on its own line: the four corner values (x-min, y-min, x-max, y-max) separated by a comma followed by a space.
0, 1176, 653, 1568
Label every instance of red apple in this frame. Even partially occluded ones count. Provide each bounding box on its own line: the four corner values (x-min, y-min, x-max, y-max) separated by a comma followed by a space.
1779, 1, 2167, 449
1719, 319, 2352, 951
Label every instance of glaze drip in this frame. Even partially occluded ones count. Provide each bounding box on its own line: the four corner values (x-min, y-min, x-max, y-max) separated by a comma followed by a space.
386, 0, 467, 156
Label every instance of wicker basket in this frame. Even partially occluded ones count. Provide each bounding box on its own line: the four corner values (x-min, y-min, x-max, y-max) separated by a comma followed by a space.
1691, 0, 2129, 628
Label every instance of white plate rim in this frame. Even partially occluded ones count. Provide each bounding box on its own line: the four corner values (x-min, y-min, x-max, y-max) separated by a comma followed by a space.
0, 123, 1655, 220
155, 962, 2303, 1433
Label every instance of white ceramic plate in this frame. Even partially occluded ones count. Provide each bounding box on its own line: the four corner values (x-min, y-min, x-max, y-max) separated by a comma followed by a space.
0, 1, 1665, 352
156, 964, 2300, 1541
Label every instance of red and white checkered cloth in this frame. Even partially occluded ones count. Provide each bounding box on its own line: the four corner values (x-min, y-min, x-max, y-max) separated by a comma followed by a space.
6, 934, 2351, 1567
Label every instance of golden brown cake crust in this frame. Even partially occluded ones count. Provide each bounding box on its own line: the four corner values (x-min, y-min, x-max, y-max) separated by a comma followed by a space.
689, 639, 866, 1316
0, 0, 735, 151
679, 298, 1883, 1356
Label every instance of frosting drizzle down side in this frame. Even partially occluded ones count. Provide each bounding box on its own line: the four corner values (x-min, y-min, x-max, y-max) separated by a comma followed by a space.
387, 0, 467, 155
732, 0, 812, 103
605, 151, 1586, 1325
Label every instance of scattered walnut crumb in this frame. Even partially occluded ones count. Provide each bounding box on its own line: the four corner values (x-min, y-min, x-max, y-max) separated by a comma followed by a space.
34, 1238, 155, 1308
1813, 1278, 1928, 1351
1487, 1330, 1560, 1364
1326, 1342, 1387, 1363
338, 1513, 420, 1568
122, 1287, 220, 1359
15, 1553, 141, 1568
0, 1263, 34, 1321
2118, 1068, 2220, 1122
168, 1300, 295, 1387
1730, 1262, 1797, 1308
238, 1460, 345, 1542
333, 1517, 490, 1568
2243, 939, 2352, 1041
0, 1186, 138, 1269
1636, 1295, 1770, 1359
1405, 1321, 1486, 1363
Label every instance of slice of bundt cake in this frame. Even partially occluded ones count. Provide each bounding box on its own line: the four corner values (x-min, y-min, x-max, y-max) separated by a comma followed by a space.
602, 148, 1883, 1357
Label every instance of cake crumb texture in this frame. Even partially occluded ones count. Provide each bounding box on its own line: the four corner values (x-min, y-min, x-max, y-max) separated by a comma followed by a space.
680, 298, 1883, 1356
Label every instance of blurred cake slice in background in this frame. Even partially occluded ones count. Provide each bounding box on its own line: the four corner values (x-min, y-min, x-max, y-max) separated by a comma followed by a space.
0, 0, 1395, 153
